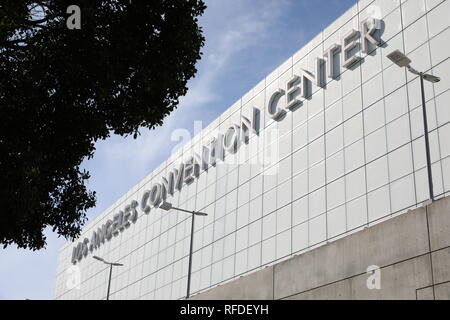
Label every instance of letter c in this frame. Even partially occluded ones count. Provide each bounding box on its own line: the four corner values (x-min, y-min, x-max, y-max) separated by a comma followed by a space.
267, 89, 286, 120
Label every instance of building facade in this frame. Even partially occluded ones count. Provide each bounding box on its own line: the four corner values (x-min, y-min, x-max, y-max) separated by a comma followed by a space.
54, 0, 450, 300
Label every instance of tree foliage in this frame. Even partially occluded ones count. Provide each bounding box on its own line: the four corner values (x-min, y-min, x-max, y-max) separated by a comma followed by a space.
0, 0, 206, 250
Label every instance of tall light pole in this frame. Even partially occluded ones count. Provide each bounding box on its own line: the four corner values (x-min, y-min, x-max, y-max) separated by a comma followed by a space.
93, 256, 123, 300
159, 201, 208, 299
387, 50, 441, 202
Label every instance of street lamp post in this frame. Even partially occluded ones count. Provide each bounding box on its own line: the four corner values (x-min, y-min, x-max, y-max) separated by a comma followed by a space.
159, 201, 208, 299
93, 256, 124, 300
387, 50, 441, 202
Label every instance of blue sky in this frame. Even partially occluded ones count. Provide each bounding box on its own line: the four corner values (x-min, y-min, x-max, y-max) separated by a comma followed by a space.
0, 0, 357, 300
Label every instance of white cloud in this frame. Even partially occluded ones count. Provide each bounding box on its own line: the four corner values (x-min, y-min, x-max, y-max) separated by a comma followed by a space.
180, 0, 291, 109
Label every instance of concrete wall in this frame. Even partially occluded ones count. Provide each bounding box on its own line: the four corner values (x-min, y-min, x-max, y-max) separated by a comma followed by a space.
191, 196, 450, 300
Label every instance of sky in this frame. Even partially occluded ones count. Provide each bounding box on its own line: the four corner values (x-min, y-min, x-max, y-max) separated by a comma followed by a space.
0, 0, 357, 300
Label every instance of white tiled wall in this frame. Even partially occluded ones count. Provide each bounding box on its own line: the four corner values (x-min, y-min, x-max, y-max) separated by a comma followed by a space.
54, 0, 450, 300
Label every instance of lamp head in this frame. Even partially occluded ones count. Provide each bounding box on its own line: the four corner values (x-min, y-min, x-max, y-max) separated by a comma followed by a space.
423, 74, 440, 83
159, 201, 173, 211
387, 50, 411, 68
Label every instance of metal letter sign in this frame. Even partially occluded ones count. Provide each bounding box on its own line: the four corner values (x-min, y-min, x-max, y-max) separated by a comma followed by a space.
71, 18, 384, 264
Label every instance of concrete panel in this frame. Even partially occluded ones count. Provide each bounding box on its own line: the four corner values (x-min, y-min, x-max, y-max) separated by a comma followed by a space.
416, 287, 434, 300
190, 266, 274, 300
434, 282, 450, 300
432, 248, 450, 284
283, 255, 433, 300
274, 208, 429, 299
428, 196, 450, 251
